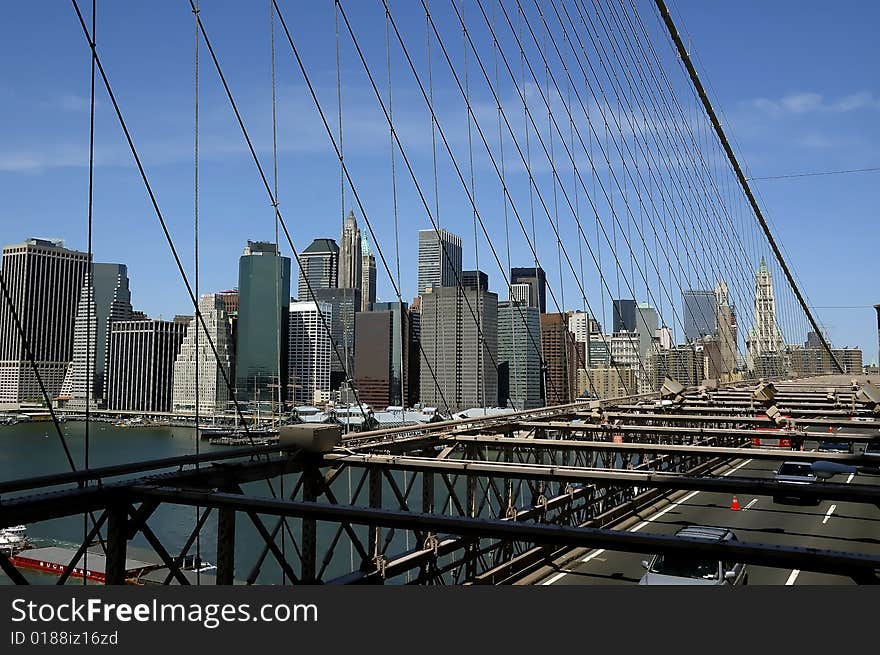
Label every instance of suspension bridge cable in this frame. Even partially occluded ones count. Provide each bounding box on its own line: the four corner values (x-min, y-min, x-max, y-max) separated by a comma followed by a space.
270, 0, 457, 417
423, 0, 642, 396
585, 0, 755, 378
83, 0, 96, 587
652, 0, 842, 374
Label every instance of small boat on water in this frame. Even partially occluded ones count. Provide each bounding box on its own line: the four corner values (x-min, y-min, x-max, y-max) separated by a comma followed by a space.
0, 525, 28, 555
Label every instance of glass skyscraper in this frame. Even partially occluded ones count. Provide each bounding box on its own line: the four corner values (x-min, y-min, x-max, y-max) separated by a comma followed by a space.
236, 241, 291, 406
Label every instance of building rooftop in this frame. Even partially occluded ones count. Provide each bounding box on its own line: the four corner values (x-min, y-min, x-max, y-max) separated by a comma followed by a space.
302, 238, 339, 254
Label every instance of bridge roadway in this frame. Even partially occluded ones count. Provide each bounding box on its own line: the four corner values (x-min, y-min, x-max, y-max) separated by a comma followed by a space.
541, 450, 880, 586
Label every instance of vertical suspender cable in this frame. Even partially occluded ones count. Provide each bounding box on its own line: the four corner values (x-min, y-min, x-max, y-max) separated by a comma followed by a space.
192, 0, 202, 585
652, 0, 841, 374
83, 0, 96, 586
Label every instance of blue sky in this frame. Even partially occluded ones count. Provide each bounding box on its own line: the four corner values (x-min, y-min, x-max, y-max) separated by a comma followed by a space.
0, 1, 877, 363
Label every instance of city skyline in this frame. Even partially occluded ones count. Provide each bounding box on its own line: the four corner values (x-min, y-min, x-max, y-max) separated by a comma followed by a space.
1, 2, 875, 363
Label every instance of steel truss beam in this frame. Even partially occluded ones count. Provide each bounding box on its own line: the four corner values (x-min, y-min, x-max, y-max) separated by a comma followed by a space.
443, 434, 878, 464
133, 486, 880, 583
320, 453, 880, 506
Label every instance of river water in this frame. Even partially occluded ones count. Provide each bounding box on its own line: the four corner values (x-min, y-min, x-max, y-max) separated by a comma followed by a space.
0, 421, 372, 585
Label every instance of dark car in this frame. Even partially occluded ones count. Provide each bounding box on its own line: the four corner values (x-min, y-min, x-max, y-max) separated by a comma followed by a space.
863, 440, 880, 459
818, 440, 853, 454
773, 461, 820, 504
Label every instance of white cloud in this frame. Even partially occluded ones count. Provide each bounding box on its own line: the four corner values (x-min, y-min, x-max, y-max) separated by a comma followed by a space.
745, 90, 880, 116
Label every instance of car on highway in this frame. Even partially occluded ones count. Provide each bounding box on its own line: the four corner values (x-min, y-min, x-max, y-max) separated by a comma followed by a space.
773, 461, 820, 504
817, 440, 853, 454
638, 526, 748, 586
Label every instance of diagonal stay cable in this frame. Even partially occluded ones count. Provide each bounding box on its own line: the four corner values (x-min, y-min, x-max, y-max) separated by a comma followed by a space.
270, 0, 455, 417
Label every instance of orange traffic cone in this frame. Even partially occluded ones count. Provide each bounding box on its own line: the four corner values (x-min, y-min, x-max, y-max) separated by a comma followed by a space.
730, 496, 741, 511
828, 426, 834, 434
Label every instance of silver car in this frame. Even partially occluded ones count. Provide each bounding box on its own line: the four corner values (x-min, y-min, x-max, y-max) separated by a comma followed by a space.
638, 526, 748, 585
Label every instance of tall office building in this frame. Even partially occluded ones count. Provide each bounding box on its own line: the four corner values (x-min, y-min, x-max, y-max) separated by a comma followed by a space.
361, 235, 377, 312
580, 366, 637, 400
417, 229, 462, 294
354, 310, 396, 409
339, 210, 362, 293
634, 303, 659, 364
462, 270, 489, 292
510, 267, 546, 314
106, 319, 185, 412
612, 299, 637, 333
804, 331, 823, 349
236, 241, 291, 405
0, 238, 89, 404
371, 301, 410, 408
298, 238, 339, 301
682, 289, 716, 342
611, 331, 641, 370
510, 283, 531, 305
647, 345, 703, 391
288, 301, 332, 406
408, 300, 421, 407
310, 287, 357, 386
540, 313, 582, 405
746, 257, 785, 370
217, 289, 239, 317
497, 301, 543, 410
419, 286, 497, 412
171, 294, 232, 415
714, 281, 738, 378
58, 264, 133, 409
588, 335, 611, 368
568, 311, 602, 345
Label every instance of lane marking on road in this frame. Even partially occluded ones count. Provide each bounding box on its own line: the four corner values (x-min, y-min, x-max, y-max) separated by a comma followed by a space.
785, 569, 801, 586
580, 549, 606, 563
822, 504, 837, 525
722, 459, 753, 477
541, 571, 567, 586
744, 498, 758, 510
543, 458, 753, 584
846, 473, 855, 484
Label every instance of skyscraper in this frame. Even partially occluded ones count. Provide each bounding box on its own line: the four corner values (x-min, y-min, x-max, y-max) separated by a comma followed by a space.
497, 301, 542, 410
612, 299, 637, 333
353, 310, 395, 409
106, 319, 185, 412
298, 238, 339, 300
714, 281, 738, 378
682, 289, 716, 342
540, 313, 582, 405
419, 286, 497, 412
510, 283, 531, 305
462, 270, 489, 292
0, 238, 89, 404
288, 301, 332, 406
747, 257, 784, 370
634, 303, 659, 364
568, 311, 601, 345
417, 228, 462, 294
339, 210, 362, 293
510, 267, 546, 314
372, 301, 411, 408
361, 235, 377, 312
236, 241, 291, 404
309, 287, 357, 387
648, 345, 703, 391
171, 294, 233, 415
58, 263, 133, 409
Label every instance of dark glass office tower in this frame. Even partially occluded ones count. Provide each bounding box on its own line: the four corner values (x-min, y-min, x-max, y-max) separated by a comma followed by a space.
236, 241, 291, 407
